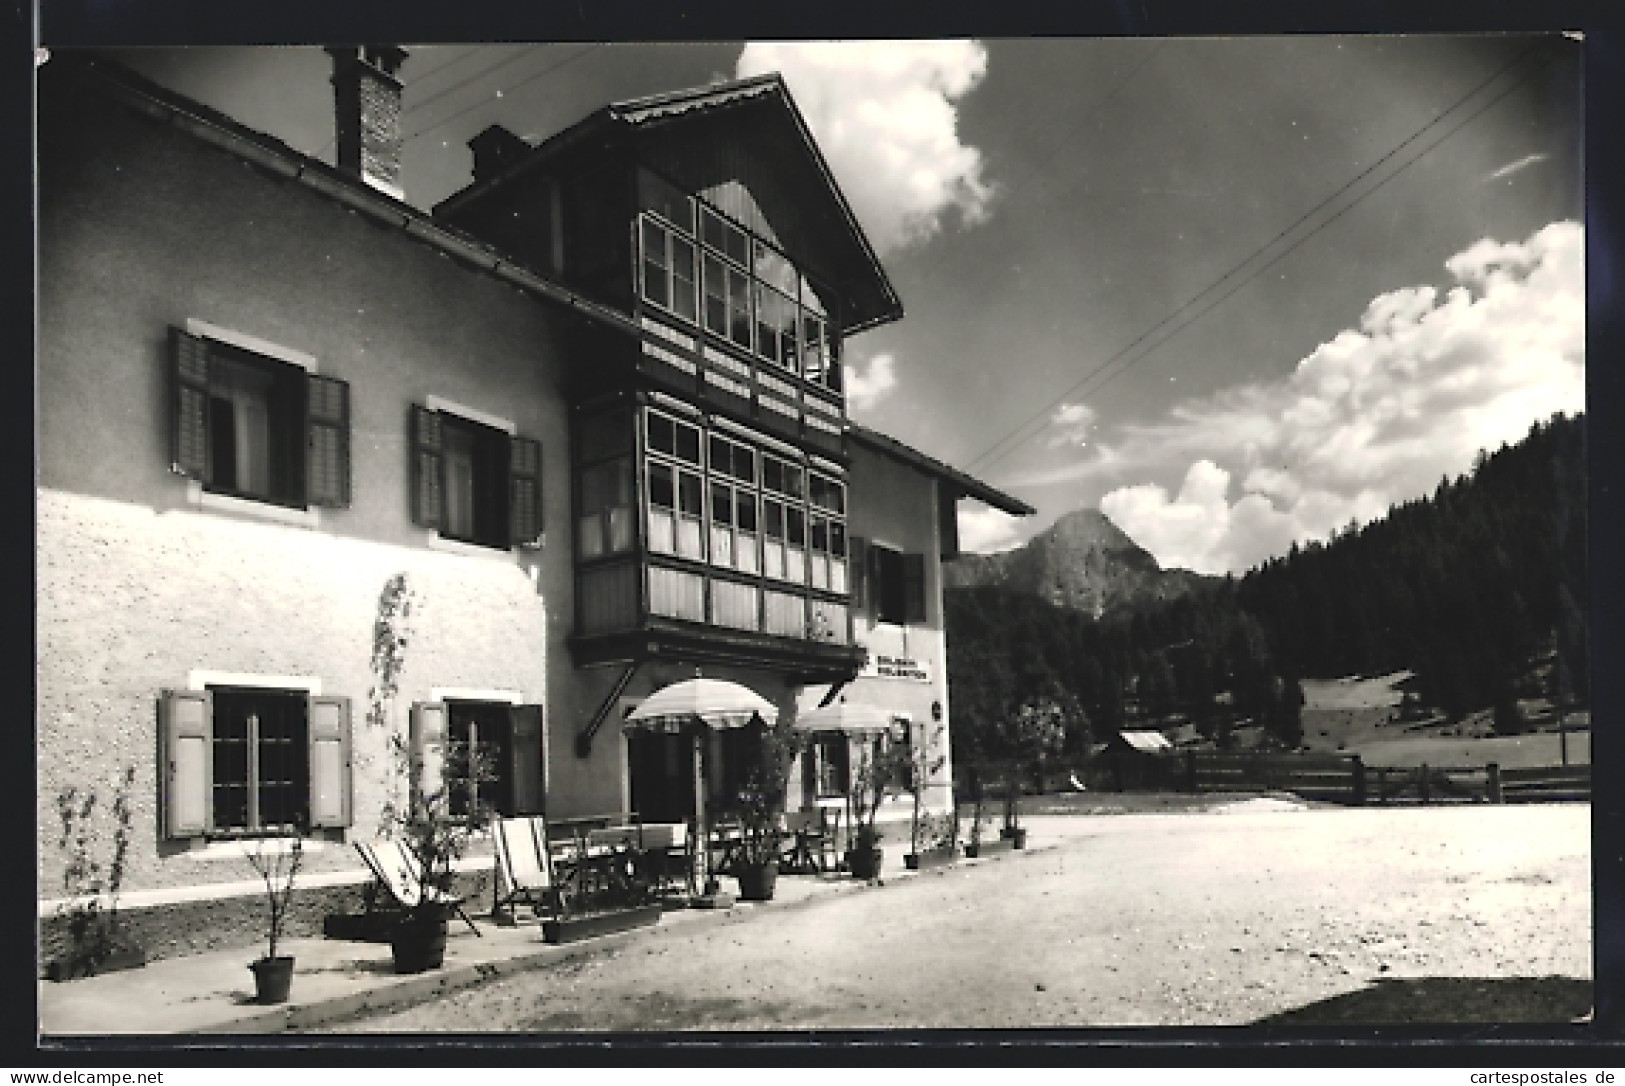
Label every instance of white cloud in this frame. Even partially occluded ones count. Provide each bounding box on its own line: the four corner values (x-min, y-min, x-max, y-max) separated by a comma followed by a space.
1047, 401, 1096, 447
1090, 220, 1584, 573
844, 352, 898, 412
736, 41, 994, 254
958, 504, 1025, 554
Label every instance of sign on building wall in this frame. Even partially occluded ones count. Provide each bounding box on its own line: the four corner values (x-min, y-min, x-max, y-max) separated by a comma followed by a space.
859, 654, 933, 683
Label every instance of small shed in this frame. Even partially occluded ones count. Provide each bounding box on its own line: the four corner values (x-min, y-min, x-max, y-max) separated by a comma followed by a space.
1100, 729, 1178, 791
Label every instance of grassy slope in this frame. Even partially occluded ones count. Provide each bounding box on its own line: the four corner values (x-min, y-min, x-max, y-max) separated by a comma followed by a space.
1299, 673, 1590, 769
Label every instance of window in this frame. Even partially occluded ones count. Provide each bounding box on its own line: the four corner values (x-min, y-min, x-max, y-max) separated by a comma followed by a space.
159, 687, 352, 839
869, 544, 927, 626
631, 407, 850, 643
412, 404, 543, 550
706, 434, 758, 574
410, 701, 544, 818
645, 410, 705, 561
703, 253, 753, 351
172, 328, 350, 509
811, 734, 850, 798
639, 216, 697, 324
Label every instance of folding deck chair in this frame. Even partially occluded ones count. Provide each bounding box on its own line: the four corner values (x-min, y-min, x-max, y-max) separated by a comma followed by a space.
490, 816, 561, 924
356, 839, 483, 936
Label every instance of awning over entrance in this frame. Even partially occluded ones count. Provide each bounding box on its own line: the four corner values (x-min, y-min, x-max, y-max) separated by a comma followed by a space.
794, 700, 895, 735
622, 678, 778, 734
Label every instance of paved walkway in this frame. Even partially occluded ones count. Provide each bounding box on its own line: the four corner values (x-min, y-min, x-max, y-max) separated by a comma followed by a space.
39, 829, 1008, 1037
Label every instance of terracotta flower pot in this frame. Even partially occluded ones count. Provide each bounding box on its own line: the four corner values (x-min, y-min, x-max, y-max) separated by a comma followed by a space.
250, 955, 295, 1004
734, 859, 779, 902
847, 847, 883, 879
389, 913, 449, 974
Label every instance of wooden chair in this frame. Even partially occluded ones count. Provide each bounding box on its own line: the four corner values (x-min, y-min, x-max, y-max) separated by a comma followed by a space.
355, 839, 482, 936
778, 810, 823, 874
490, 816, 561, 924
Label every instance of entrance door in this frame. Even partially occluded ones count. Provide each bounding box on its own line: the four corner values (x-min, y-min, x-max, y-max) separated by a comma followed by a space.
628, 730, 690, 823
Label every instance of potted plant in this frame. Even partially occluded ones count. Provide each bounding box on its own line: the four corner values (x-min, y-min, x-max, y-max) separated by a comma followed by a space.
902, 722, 951, 871
45, 768, 146, 982
733, 720, 804, 902
962, 763, 988, 859
243, 825, 305, 1003
384, 739, 494, 973
846, 734, 909, 880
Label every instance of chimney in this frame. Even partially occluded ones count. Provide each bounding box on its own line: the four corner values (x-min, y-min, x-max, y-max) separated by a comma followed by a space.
327, 45, 408, 200
468, 124, 531, 184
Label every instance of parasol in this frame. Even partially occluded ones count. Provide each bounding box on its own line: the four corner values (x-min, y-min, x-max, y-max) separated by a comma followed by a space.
623, 678, 778, 903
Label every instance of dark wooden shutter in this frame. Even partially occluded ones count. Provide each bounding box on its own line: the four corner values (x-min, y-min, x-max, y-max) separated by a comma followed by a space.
904, 552, 927, 625
306, 374, 351, 508
849, 535, 869, 615
160, 688, 213, 839
509, 435, 543, 546
409, 701, 448, 806
172, 329, 211, 480
410, 405, 444, 530
509, 704, 545, 815
308, 695, 353, 829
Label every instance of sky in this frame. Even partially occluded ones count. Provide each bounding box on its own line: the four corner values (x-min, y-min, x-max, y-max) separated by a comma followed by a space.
103, 37, 1585, 575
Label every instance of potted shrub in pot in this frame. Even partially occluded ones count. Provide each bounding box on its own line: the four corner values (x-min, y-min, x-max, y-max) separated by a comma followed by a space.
845, 735, 909, 880
243, 826, 304, 1003
902, 722, 952, 871
384, 739, 495, 973
733, 720, 804, 902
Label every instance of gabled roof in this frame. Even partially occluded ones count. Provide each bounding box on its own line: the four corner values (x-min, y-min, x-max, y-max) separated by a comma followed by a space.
849, 424, 1034, 517
434, 73, 903, 336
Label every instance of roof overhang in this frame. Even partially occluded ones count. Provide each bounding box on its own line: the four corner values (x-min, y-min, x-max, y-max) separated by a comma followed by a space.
849, 424, 1035, 517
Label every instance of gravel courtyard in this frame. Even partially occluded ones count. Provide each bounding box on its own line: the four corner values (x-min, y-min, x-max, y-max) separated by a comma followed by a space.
327, 802, 1591, 1031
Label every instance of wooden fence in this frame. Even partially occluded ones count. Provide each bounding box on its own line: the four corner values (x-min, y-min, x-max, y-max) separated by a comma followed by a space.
1094, 751, 1591, 806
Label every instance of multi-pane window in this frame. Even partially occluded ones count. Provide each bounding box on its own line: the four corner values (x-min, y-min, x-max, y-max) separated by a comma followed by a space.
637, 170, 697, 324
640, 217, 697, 324
447, 701, 514, 819
160, 687, 352, 842
808, 472, 847, 593
645, 411, 705, 561
209, 688, 309, 834
412, 406, 543, 551
632, 407, 849, 643
172, 329, 351, 510
575, 408, 636, 560
632, 172, 844, 392
707, 434, 758, 574
811, 734, 850, 798
753, 242, 801, 371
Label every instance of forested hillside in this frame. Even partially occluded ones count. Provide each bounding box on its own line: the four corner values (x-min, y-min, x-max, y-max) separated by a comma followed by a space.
944, 413, 1587, 763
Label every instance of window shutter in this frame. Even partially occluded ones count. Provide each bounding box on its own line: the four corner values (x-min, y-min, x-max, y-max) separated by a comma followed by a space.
410, 405, 444, 530
904, 552, 927, 625
849, 535, 869, 616
306, 374, 351, 508
160, 688, 213, 839
509, 704, 545, 815
408, 701, 448, 806
171, 329, 211, 480
509, 435, 543, 546
308, 695, 353, 829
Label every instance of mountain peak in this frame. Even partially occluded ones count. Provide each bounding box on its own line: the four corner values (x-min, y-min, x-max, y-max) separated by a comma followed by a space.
946, 507, 1210, 619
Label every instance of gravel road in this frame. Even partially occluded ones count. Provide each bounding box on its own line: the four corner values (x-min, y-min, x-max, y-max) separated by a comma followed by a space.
328, 802, 1590, 1031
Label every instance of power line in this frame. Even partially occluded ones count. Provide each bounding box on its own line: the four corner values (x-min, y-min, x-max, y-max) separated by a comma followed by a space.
404, 45, 602, 143
408, 45, 544, 118
962, 41, 1557, 478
